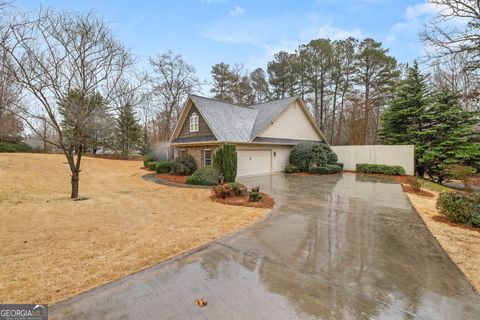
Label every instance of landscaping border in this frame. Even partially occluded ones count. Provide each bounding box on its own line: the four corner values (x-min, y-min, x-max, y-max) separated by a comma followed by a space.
142, 173, 211, 189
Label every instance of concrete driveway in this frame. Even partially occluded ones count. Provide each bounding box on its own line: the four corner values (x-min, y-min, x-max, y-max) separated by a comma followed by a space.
50, 173, 480, 319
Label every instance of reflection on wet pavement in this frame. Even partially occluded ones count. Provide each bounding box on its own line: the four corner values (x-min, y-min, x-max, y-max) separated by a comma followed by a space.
51, 173, 480, 319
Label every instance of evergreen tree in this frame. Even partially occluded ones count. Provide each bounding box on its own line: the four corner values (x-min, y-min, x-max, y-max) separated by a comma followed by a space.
250, 68, 270, 103
210, 63, 238, 102
114, 103, 142, 156
380, 62, 429, 174
419, 88, 480, 182
267, 51, 297, 99
139, 124, 151, 156
58, 89, 106, 151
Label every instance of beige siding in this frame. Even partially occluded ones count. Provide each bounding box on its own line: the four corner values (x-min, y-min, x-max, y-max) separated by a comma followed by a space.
258, 102, 321, 141
331, 145, 415, 176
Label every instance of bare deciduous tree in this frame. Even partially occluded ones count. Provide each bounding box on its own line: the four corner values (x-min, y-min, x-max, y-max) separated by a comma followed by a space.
422, 1, 480, 64
1, 9, 133, 198
148, 51, 199, 143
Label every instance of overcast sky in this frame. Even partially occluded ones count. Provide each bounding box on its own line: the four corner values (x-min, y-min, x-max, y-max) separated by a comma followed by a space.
17, 0, 436, 89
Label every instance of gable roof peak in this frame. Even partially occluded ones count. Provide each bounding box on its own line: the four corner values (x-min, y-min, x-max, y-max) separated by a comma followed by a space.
189, 94, 254, 109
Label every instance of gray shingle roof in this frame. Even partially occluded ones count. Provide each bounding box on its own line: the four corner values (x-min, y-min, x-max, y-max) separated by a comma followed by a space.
190, 95, 258, 142
187, 95, 302, 142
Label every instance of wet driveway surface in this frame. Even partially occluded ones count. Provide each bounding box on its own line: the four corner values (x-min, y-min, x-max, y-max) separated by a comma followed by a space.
51, 173, 480, 319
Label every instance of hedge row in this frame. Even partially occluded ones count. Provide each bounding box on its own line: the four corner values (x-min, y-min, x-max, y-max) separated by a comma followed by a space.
308, 165, 342, 175
0, 141, 33, 153
437, 192, 480, 227
145, 160, 173, 174
356, 163, 405, 175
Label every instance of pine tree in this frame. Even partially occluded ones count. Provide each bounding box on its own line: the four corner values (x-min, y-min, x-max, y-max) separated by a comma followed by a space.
380, 62, 429, 174
139, 124, 151, 156
210, 63, 238, 103
114, 103, 142, 156
419, 88, 480, 182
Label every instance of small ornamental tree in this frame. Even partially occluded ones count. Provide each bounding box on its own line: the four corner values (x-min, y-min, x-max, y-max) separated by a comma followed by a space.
214, 144, 238, 183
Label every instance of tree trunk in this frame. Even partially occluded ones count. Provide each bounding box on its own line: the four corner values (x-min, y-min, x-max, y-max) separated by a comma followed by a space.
330, 79, 339, 144
314, 87, 319, 126
66, 147, 82, 199
320, 73, 325, 130
71, 170, 79, 199
363, 82, 370, 145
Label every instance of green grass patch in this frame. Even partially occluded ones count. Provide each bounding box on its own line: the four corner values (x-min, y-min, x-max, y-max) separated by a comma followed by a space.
419, 178, 455, 193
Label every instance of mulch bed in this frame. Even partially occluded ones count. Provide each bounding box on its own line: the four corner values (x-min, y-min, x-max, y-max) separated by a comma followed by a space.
211, 192, 275, 209
156, 174, 188, 184
432, 215, 480, 233
401, 184, 435, 197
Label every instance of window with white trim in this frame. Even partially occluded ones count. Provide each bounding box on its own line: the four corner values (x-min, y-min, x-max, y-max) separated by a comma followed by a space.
203, 149, 212, 166
190, 112, 199, 132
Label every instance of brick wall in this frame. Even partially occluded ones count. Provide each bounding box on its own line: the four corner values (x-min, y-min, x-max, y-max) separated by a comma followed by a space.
174, 146, 217, 167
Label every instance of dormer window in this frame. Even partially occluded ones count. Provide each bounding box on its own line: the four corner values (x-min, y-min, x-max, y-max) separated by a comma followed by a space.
190, 112, 199, 132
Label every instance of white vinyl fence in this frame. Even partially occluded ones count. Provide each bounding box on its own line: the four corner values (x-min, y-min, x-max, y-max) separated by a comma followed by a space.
331, 145, 415, 176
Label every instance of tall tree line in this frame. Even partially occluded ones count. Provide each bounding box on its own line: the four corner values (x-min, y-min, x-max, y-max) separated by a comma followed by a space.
209, 37, 399, 145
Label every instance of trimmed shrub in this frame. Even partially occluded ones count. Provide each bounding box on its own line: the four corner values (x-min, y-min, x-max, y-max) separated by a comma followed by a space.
249, 191, 262, 202
172, 155, 197, 176
214, 144, 238, 183
308, 164, 342, 175
227, 182, 242, 196
407, 176, 423, 192
336, 163, 344, 169
146, 161, 157, 170
0, 141, 33, 153
187, 166, 220, 186
289, 142, 337, 172
143, 154, 156, 167
284, 164, 298, 174
155, 161, 172, 174
437, 192, 480, 227
356, 163, 405, 175
212, 182, 246, 198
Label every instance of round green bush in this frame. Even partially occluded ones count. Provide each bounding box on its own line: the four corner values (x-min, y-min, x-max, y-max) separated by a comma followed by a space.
437, 192, 480, 227
284, 164, 298, 174
155, 161, 172, 174
186, 166, 220, 186
289, 142, 338, 172
171, 155, 197, 176
249, 191, 262, 202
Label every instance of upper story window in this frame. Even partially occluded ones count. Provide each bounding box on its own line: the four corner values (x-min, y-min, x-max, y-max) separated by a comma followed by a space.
190, 112, 199, 132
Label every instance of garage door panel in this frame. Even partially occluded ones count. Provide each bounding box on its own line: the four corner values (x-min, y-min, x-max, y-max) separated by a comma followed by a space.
237, 150, 271, 177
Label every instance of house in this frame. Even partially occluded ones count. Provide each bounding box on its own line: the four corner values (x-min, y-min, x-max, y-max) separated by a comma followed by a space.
169, 95, 328, 177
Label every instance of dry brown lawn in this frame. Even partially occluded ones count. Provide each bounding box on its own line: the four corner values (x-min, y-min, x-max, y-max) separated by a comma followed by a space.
405, 191, 480, 291
0, 153, 268, 304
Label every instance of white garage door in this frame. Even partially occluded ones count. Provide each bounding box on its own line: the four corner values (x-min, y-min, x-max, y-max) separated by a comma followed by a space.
237, 150, 272, 177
